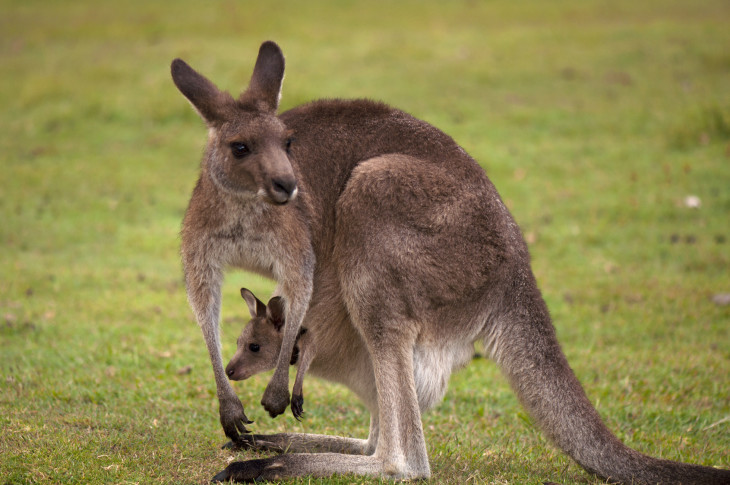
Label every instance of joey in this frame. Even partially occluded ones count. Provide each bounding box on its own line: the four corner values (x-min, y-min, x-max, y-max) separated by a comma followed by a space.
226, 288, 313, 421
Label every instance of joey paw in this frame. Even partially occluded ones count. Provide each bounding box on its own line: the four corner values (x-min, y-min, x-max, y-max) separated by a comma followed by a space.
291, 393, 304, 421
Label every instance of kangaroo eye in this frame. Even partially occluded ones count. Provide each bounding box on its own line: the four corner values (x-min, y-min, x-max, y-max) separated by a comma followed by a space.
248, 343, 260, 352
285, 137, 294, 153
230, 142, 250, 159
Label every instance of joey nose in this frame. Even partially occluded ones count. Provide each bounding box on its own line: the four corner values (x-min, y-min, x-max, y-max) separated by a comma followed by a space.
269, 176, 298, 204
225, 365, 235, 379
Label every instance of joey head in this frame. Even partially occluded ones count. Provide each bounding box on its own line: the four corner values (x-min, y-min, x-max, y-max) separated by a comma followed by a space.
226, 288, 313, 421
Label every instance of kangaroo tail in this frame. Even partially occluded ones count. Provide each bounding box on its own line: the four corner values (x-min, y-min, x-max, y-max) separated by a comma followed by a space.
485, 286, 729, 484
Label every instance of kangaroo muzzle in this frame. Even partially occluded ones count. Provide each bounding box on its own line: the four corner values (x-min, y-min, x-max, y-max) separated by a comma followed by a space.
268, 175, 298, 204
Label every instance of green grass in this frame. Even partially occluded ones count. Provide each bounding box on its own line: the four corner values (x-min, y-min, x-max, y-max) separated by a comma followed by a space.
1, 0, 729, 483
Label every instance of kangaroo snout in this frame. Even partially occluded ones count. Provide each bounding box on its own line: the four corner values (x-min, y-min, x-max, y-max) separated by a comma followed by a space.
225, 360, 245, 381
225, 362, 236, 379
269, 177, 298, 204
268, 175, 298, 204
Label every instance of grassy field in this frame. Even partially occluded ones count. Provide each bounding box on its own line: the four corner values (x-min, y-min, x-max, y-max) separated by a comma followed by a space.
1, 0, 729, 483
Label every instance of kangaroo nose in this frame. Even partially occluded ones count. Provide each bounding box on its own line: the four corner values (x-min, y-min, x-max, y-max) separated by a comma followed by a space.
270, 176, 298, 204
226, 366, 235, 378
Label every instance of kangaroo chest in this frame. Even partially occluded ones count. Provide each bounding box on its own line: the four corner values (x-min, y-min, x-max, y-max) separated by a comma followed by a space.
209, 205, 281, 278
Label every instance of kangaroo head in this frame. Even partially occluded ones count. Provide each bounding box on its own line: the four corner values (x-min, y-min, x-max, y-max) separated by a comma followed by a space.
171, 41, 297, 204
225, 288, 286, 381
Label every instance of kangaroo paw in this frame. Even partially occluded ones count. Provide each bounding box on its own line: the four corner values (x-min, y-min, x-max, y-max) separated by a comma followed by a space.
219, 396, 253, 441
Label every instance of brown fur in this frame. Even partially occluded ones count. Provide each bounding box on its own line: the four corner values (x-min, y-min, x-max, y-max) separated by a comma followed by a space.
171, 41, 729, 483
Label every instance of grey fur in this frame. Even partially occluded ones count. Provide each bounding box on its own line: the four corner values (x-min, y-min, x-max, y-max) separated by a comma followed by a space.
170, 41, 729, 484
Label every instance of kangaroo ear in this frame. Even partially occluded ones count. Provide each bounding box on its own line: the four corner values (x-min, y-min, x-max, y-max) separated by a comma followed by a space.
240, 288, 266, 318
239, 41, 285, 112
171, 58, 233, 125
266, 296, 286, 332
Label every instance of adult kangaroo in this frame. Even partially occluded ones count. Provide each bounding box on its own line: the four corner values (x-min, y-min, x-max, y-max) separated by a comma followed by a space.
171, 41, 729, 483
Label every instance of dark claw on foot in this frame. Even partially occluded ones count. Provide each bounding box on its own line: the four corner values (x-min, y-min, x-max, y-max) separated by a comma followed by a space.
212, 459, 269, 483
211, 469, 230, 482
222, 434, 257, 451
222, 418, 253, 442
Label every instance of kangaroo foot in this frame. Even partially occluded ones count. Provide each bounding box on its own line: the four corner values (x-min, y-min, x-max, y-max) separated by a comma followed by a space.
212, 458, 270, 483
222, 434, 287, 453
211, 458, 281, 483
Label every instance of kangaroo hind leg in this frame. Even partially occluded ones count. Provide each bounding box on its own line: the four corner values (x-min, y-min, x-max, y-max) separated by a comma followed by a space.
212, 453, 384, 482
364, 321, 431, 479
213, 326, 430, 482
214, 410, 383, 481
225, 413, 379, 456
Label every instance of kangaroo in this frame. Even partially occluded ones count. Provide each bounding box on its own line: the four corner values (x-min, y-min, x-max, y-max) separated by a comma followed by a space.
171, 41, 730, 483
226, 288, 314, 420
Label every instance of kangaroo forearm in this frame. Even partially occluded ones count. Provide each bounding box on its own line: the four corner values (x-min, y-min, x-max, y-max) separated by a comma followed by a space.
184, 254, 253, 438
183, 257, 234, 399
271, 265, 314, 379
277, 264, 313, 346
201, 326, 235, 398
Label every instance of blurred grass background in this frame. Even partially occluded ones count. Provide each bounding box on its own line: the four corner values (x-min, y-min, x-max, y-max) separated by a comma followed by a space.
1, 1, 728, 483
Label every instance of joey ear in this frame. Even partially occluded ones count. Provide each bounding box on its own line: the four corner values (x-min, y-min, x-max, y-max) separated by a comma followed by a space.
239, 41, 285, 112
240, 288, 266, 318
266, 296, 286, 332
171, 58, 233, 124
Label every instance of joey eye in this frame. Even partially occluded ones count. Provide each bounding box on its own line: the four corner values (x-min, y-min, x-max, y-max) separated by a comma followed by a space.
230, 142, 250, 159
248, 343, 260, 352
285, 137, 294, 153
